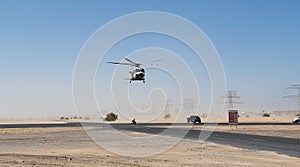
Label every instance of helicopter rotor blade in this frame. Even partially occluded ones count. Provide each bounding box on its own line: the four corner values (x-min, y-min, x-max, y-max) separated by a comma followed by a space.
147, 59, 163, 66
106, 62, 135, 66
148, 59, 162, 64
124, 58, 142, 67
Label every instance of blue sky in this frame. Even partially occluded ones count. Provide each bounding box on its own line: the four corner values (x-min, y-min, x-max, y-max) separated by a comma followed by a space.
0, 0, 300, 118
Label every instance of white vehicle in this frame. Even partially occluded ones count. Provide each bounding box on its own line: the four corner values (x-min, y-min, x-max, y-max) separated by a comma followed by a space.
292, 117, 300, 123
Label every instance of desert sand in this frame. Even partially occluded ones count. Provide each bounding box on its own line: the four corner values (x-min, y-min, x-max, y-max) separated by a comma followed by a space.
0, 124, 299, 167
0, 112, 299, 166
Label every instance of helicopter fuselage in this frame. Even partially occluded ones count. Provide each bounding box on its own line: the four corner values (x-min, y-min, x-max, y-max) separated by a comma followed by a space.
107, 57, 154, 83
130, 67, 145, 83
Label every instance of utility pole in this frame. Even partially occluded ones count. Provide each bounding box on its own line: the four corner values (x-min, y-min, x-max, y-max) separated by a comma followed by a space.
183, 98, 194, 114
283, 84, 300, 112
224, 90, 241, 110
224, 90, 241, 130
164, 100, 171, 117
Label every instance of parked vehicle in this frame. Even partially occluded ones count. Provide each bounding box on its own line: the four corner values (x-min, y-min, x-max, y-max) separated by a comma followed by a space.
187, 115, 201, 124
292, 117, 300, 123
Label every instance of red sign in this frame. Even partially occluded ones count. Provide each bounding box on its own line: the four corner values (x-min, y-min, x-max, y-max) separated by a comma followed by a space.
229, 110, 238, 124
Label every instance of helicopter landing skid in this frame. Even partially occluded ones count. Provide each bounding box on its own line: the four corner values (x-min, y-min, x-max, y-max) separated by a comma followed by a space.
129, 80, 145, 83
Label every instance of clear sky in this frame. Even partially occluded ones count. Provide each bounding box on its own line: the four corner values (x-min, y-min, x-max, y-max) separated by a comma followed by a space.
0, 0, 300, 118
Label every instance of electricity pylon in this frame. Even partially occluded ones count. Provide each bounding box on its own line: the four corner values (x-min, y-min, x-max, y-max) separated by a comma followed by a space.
224, 90, 241, 110
283, 84, 300, 112
183, 98, 194, 114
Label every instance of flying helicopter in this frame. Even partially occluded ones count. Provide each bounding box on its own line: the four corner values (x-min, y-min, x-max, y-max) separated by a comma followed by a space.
106, 58, 161, 83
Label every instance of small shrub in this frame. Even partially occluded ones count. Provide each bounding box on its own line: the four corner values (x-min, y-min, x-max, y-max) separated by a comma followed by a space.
201, 113, 207, 118
104, 112, 118, 121
296, 113, 300, 117
263, 113, 270, 117
60, 116, 64, 120
245, 115, 250, 118
163, 114, 171, 119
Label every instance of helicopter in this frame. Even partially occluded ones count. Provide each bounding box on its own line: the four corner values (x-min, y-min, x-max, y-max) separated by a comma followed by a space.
106, 58, 161, 83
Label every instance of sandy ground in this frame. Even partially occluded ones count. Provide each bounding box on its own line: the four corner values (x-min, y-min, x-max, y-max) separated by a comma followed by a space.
0, 114, 299, 166
223, 115, 297, 123
190, 125, 300, 139
0, 127, 299, 167
119, 113, 299, 123
0, 111, 298, 124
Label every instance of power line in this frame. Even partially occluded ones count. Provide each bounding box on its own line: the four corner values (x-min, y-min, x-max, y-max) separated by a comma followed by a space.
283, 84, 300, 112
